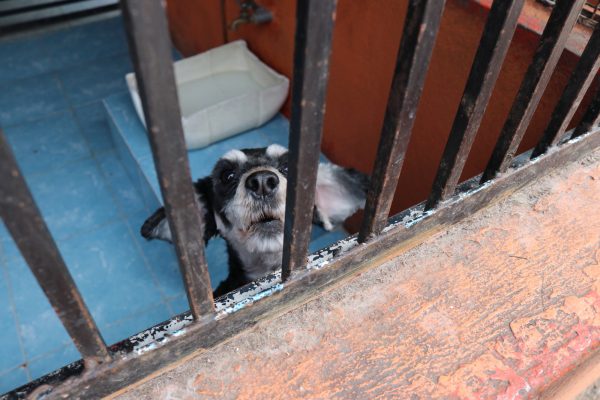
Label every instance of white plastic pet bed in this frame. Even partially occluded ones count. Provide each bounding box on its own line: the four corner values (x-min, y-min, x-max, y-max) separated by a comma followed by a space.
126, 40, 289, 150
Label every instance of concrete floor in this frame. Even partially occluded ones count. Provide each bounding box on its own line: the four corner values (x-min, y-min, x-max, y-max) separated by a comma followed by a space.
109, 147, 600, 399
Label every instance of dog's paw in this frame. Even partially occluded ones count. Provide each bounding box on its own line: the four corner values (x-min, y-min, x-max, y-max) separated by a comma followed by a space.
141, 207, 172, 242
313, 207, 335, 231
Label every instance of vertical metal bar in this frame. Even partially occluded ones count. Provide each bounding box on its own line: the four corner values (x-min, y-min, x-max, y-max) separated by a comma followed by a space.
424, 0, 525, 210
481, 0, 585, 183
357, 0, 445, 242
281, 0, 337, 281
0, 131, 110, 363
572, 82, 600, 138
532, 24, 600, 157
121, 0, 214, 319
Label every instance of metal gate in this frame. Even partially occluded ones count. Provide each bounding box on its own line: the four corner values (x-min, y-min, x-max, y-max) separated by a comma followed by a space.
1, 0, 599, 398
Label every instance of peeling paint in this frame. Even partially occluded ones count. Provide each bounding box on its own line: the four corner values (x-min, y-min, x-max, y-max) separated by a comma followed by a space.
217, 283, 284, 317
126, 315, 194, 352
307, 236, 358, 270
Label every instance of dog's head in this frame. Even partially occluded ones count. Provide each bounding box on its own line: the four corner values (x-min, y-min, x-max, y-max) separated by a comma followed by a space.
211, 144, 289, 255
141, 144, 369, 282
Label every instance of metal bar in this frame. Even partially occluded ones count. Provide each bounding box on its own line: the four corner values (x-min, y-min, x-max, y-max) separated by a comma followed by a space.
0, 0, 97, 17
121, 0, 214, 319
424, 0, 525, 210
281, 0, 337, 281
20, 126, 600, 400
357, 0, 445, 242
481, 0, 585, 183
532, 24, 600, 157
0, 0, 119, 33
572, 82, 600, 138
0, 130, 110, 363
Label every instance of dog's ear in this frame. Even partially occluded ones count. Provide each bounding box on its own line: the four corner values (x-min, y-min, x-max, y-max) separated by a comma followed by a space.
313, 164, 370, 231
140, 176, 217, 243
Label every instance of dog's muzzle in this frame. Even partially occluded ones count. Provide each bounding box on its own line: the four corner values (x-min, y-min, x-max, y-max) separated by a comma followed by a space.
242, 170, 284, 235
245, 170, 279, 199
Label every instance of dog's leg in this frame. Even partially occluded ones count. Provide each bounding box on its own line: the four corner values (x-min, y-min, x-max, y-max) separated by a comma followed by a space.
141, 207, 172, 242
313, 206, 334, 231
140, 176, 217, 244
314, 164, 370, 229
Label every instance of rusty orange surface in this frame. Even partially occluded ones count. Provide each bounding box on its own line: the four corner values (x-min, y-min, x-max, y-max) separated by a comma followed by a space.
113, 150, 600, 399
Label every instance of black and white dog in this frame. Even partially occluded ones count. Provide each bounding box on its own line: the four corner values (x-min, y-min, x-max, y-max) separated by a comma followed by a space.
140, 144, 369, 297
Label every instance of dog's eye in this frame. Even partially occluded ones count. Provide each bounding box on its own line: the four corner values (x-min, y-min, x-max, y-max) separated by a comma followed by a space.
221, 170, 236, 183
279, 165, 288, 175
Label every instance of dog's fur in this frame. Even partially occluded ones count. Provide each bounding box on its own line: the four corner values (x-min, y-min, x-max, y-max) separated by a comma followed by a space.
141, 145, 369, 297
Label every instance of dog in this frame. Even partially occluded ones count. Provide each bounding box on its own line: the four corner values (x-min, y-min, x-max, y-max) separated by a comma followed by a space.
140, 144, 369, 297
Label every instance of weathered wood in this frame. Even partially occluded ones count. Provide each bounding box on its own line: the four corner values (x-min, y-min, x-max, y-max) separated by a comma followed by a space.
281, 0, 337, 280
121, 0, 214, 319
425, 0, 525, 210
358, 0, 445, 242
0, 130, 110, 364
481, 0, 586, 183
17, 126, 600, 400
532, 23, 600, 157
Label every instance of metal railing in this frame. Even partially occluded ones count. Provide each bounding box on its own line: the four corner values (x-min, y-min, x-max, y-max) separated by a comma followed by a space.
580, 1, 600, 28
0, 0, 120, 32
1, 0, 600, 398
538, 0, 600, 29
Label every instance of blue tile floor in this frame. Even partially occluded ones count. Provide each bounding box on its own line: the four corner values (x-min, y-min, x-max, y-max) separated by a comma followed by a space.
0, 15, 143, 393
0, 13, 347, 395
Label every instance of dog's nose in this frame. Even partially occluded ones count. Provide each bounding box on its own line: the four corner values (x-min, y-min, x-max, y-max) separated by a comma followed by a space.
245, 170, 279, 197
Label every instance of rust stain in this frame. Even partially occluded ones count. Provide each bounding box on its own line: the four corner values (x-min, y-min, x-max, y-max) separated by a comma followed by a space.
442, 290, 600, 399
439, 353, 530, 399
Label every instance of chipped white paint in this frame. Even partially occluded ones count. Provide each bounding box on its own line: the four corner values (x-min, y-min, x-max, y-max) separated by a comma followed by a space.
217, 283, 284, 318
381, 206, 427, 233
307, 236, 359, 270
216, 273, 281, 310
129, 314, 194, 352
134, 342, 157, 356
